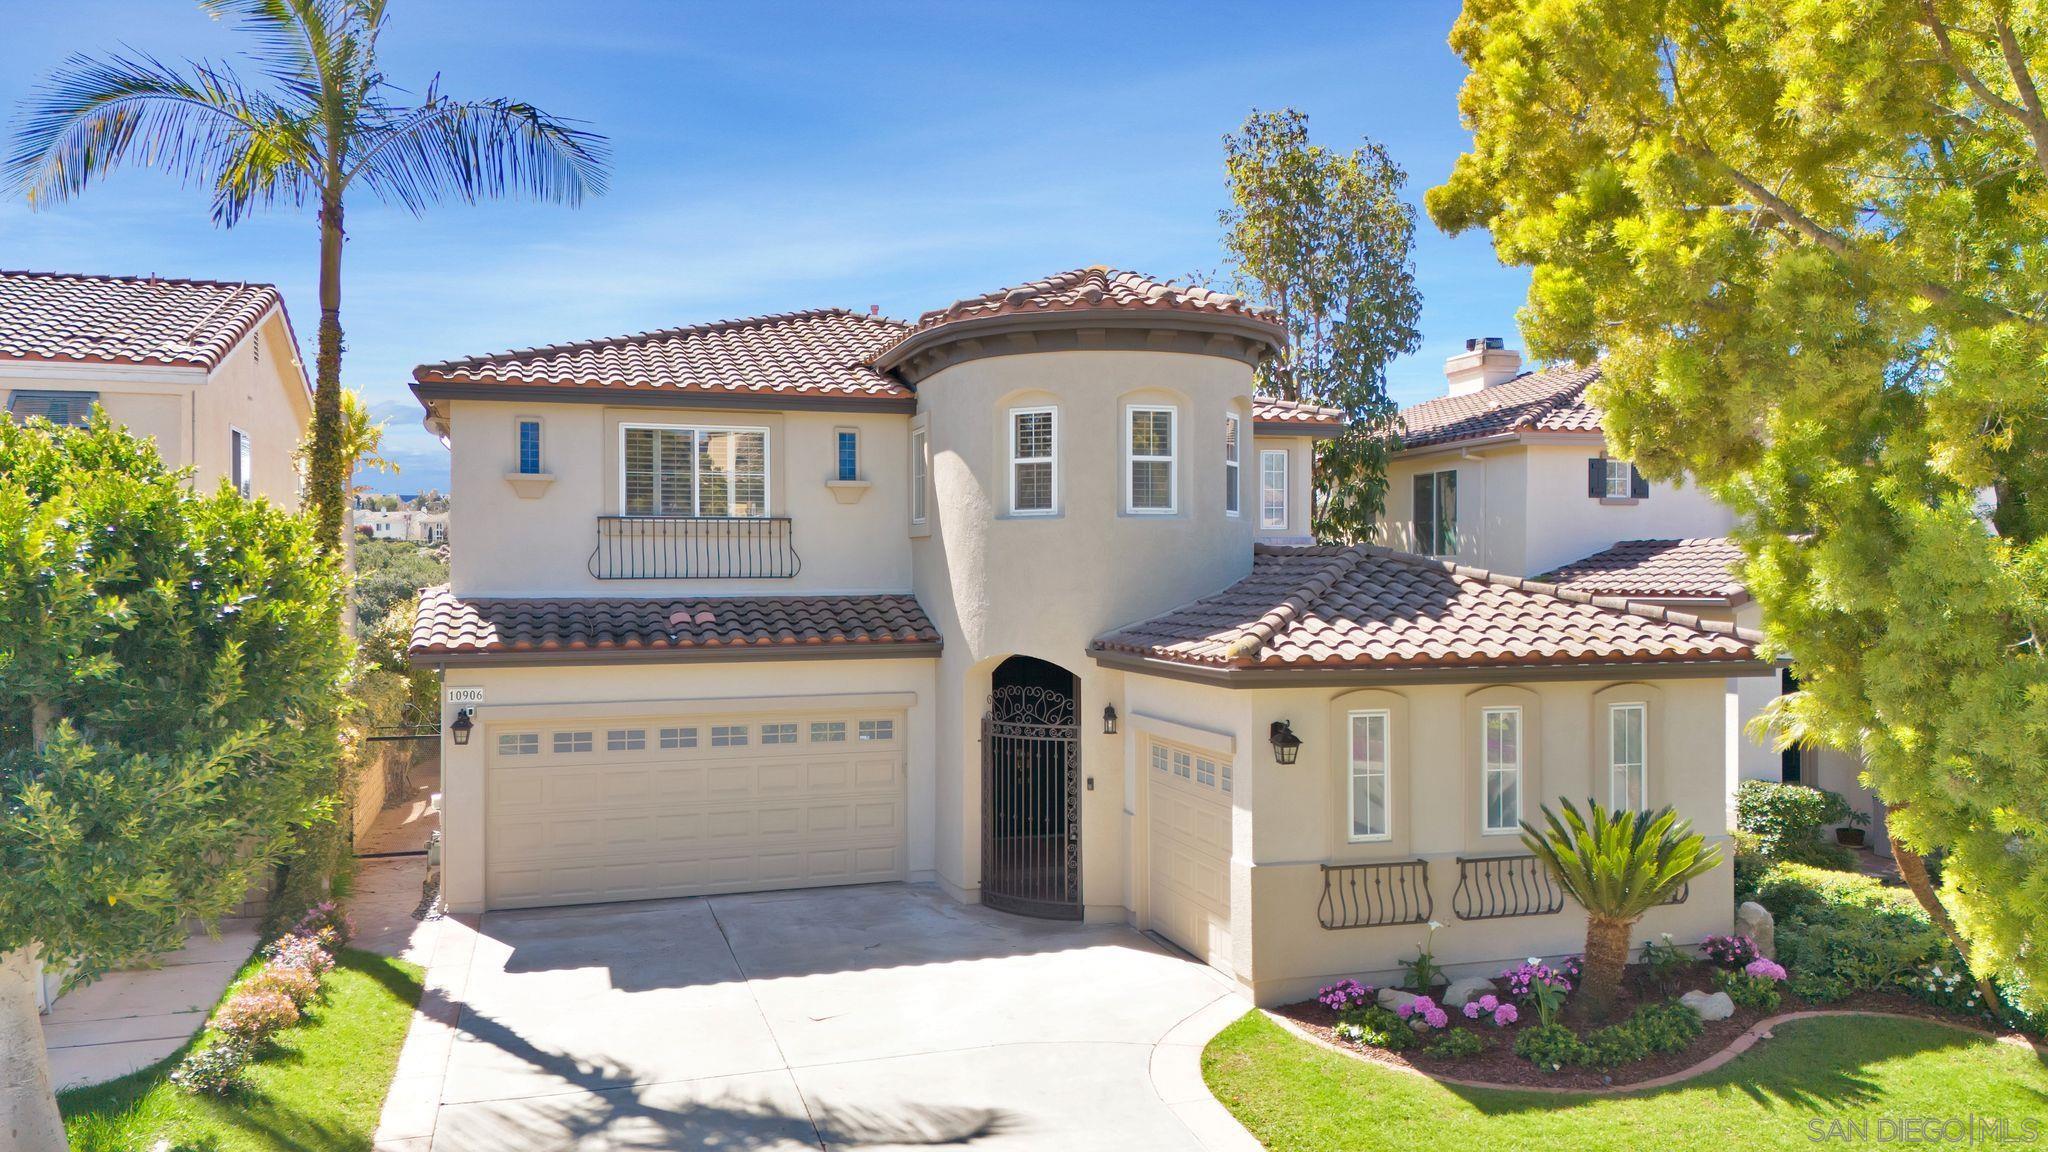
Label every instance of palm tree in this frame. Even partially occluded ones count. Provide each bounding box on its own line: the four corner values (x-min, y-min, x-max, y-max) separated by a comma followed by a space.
5, 0, 608, 553
1522, 799, 1722, 1020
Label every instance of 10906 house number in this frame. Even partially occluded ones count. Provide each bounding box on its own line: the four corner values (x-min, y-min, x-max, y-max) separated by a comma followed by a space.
447, 687, 485, 705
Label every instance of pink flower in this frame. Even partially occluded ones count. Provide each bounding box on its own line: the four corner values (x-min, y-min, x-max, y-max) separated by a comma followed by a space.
1492, 1003, 1519, 1027
1423, 1006, 1449, 1029
1395, 1001, 1416, 1019
1744, 957, 1788, 982
1462, 1001, 1482, 1019
1476, 994, 1499, 1012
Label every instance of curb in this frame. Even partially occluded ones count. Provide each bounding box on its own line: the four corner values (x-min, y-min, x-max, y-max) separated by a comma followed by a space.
1150, 993, 1265, 1151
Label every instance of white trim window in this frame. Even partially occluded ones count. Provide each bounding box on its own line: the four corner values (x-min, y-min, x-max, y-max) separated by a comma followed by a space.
1481, 706, 1522, 834
230, 427, 253, 498
1010, 407, 1057, 515
1224, 414, 1242, 516
910, 427, 928, 523
1605, 458, 1633, 499
1260, 449, 1289, 530
622, 424, 768, 517
1348, 709, 1391, 842
1414, 469, 1458, 556
1126, 405, 1177, 513
1609, 703, 1648, 811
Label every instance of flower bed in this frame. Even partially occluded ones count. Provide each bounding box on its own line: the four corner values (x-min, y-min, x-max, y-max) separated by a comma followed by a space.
170, 902, 356, 1096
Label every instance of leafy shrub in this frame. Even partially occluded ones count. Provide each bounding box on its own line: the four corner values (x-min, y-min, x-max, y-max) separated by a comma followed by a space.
1716, 968, 1784, 1011
1424, 1028, 1486, 1059
1639, 933, 1692, 992
1736, 780, 1861, 858
1500, 959, 1574, 1025
1316, 979, 1374, 1012
1782, 917, 1943, 1002
1335, 1004, 1419, 1051
170, 1039, 252, 1095
266, 933, 336, 976
1627, 1000, 1707, 1052
1514, 1002, 1704, 1070
290, 900, 356, 947
211, 986, 300, 1043
244, 960, 321, 1008
1513, 1022, 1584, 1070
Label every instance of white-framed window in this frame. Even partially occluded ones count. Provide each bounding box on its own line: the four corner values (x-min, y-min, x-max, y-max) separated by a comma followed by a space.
810, 720, 846, 743
1172, 748, 1193, 779
1010, 407, 1057, 515
8, 390, 98, 427
230, 427, 253, 498
835, 429, 859, 482
621, 424, 768, 517
1126, 405, 1177, 513
910, 427, 928, 523
859, 719, 894, 742
762, 722, 797, 745
659, 726, 698, 750
516, 418, 544, 475
1224, 414, 1242, 516
1348, 709, 1391, 842
553, 730, 593, 754
1609, 703, 1648, 811
1221, 756, 1233, 793
711, 724, 749, 747
1151, 743, 1170, 774
1260, 449, 1289, 530
1195, 754, 1218, 788
606, 728, 646, 752
498, 732, 539, 757
1414, 469, 1458, 556
1481, 706, 1522, 833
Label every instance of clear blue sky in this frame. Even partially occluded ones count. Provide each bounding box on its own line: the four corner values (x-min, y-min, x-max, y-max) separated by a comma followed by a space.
0, 1, 1529, 493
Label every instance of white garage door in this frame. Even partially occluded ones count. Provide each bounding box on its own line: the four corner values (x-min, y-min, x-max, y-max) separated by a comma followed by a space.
1146, 737, 1234, 971
486, 710, 907, 909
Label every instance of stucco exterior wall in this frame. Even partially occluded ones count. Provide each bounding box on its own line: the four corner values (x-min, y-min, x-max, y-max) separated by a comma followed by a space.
445, 399, 912, 598
910, 349, 1259, 909
432, 656, 938, 914
1381, 446, 1529, 572
1250, 434, 1316, 542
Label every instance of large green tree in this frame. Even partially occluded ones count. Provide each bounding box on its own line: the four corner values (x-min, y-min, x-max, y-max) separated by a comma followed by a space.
5, 0, 608, 553
0, 417, 350, 1151
1221, 108, 1424, 540
1430, 0, 2048, 1009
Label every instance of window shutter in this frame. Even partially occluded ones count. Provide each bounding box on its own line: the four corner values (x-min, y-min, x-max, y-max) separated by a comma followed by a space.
1630, 465, 1650, 499
1588, 458, 1605, 498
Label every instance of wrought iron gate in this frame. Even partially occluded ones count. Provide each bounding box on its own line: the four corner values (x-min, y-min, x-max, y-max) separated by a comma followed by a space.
981, 684, 1081, 919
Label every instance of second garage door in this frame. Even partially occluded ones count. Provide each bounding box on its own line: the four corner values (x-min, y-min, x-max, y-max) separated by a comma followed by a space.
485, 709, 907, 909
1146, 736, 1234, 971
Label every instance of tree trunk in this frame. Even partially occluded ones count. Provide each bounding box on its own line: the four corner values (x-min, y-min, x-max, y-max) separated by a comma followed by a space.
1892, 836, 2003, 1014
307, 186, 348, 554
1577, 914, 1634, 1021
1, 947, 68, 1152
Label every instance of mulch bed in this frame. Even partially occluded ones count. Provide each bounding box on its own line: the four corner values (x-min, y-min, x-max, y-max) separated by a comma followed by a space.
1270, 961, 1994, 1091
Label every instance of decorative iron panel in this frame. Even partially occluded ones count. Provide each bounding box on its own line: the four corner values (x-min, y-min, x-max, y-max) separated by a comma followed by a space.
1316, 859, 1433, 930
981, 685, 1081, 920
1452, 854, 1566, 921
588, 516, 800, 580
1663, 881, 1690, 906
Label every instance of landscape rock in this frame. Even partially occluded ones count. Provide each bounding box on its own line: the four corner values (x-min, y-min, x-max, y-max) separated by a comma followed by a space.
1681, 990, 1736, 1021
1441, 976, 1498, 1008
1376, 987, 1418, 1012
1736, 901, 1776, 959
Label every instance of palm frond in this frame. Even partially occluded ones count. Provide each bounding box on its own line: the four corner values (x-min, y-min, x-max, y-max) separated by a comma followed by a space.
1521, 799, 1722, 921
199, 0, 343, 96
345, 92, 610, 213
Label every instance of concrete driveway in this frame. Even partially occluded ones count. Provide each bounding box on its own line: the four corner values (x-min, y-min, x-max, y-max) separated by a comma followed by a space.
395, 884, 1256, 1151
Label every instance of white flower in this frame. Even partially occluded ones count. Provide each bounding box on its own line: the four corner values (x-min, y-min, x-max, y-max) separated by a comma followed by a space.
1428, 920, 1444, 931
1660, 932, 1673, 941
1527, 957, 1542, 967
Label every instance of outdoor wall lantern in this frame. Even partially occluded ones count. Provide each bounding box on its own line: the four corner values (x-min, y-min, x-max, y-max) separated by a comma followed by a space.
1270, 719, 1302, 765
450, 707, 475, 746
1103, 704, 1119, 735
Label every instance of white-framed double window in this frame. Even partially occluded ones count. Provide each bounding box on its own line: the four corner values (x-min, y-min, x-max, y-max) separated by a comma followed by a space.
1126, 404, 1177, 513
621, 424, 768, 517
1224, 414, 1242, 516
1260, 449, 1289, 530
1348, 709, 1391, 842
910, 427, 929, 523
1609, 703, 1648, 811
1481, 706, 1522, 834
1009, 407, 1057, 515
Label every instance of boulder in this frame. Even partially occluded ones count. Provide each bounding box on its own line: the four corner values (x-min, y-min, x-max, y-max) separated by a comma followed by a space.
1736, 901, 1776, 959
1442, 976, 1498, 1008
1376, 987, 1418, 1012
1681, 990, 1737, 1021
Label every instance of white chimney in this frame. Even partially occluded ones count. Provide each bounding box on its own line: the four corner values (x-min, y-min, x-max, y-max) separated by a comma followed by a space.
1444, 336, 1523, 395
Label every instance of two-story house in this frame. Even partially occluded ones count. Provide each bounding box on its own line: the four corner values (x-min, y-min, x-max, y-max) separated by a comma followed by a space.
1384, 340, 1877, 844
0, 270, 312, 501
408, 268, 1770, 1006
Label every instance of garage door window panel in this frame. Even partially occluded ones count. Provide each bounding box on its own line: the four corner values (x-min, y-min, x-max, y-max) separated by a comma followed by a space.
554, 731, 593, 754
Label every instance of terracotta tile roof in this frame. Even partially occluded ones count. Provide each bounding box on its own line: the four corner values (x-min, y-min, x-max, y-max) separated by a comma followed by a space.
411, 308, 914, 404
1540, 538, 1748, 603
1092, 544, 1759, 675
1398, 364, 1604, 450
908, 267, 1283, 337
1252, 396, 1345, 431
409, 586, 941, 663
0, 270, 284, 370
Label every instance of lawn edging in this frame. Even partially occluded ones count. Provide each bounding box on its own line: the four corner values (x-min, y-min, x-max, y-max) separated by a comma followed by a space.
1260, 1006, 2045, 1096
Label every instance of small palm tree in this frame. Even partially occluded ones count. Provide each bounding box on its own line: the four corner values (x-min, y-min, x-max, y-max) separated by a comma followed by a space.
5, 0, 608, 553
1522, 799, 1722, 1020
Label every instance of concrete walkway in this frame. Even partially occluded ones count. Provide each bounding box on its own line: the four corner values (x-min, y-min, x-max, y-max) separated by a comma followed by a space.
373, 884, 1259, 1151
41, 924, 260, 1089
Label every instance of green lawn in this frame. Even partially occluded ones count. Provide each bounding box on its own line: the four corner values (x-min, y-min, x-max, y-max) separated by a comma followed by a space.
61, 948, 424, 1152
1203, 1011, 2048, 1152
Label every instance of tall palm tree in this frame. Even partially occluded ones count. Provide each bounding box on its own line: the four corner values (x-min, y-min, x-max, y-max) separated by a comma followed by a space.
5, 0, 608, 552
1522, 799, 1722, 1020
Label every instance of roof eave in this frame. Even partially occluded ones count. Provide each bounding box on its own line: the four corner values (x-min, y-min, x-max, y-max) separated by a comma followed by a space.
1392, 428, 1606, 459
872, 307, 1285, 380
408, 379, 919, 415
409, 638, 944, 669
1088, 645, 1775, 687
1253, 420, 1344, 440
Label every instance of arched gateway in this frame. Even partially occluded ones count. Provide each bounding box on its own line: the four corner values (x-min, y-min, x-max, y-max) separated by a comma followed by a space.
981, 655, 1081, 919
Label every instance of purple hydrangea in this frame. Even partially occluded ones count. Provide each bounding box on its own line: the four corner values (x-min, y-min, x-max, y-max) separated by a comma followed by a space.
1744, 957, 1788, 982
1702, 934, 1761, 969
1316, 978, 1375, 1012
1500, 960, 1573, 1000
1492, 1003, 1519, 1027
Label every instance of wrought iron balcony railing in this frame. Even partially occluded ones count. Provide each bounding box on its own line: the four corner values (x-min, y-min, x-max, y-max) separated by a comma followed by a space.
588, 516, 801, 580
1316, 859, 1434, 930
1453, 853, 1567, 921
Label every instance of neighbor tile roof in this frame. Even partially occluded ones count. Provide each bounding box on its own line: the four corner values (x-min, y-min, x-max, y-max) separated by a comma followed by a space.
411, 308, 914, 403
1252, 396, 1345, 431
909, 267, 1283, 336
409, 586, 941, 662
1092, 544, 1758, 674
1540, 538, 1748, 603
0, 270, 284, 370
1398, 364, 1604, 450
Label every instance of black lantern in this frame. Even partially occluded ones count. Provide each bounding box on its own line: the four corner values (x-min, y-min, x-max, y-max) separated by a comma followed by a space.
1103, 704, 1119, 735
1269, 719, 1301, 765
450, 707, 475, 746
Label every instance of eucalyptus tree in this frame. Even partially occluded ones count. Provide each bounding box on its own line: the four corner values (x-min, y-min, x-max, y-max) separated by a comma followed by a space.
6, 0, 609, 551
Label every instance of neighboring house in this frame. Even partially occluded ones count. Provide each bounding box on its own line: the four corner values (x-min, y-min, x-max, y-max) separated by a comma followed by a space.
0, 270, 312, 500
355, 506, 449, 544
407, 267, 1769, 1006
